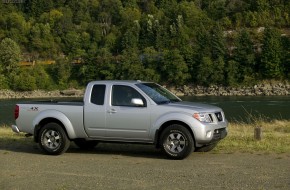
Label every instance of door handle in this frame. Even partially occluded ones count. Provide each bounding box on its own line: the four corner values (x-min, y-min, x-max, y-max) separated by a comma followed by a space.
107, 109, 117, 114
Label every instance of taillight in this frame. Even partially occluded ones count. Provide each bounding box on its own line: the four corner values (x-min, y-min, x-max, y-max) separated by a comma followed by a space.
14, 105, 19, 120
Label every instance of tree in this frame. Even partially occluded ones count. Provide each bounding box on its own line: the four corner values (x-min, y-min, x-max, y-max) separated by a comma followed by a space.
194, 25, 212, 61
6, 12, 29, 44
211, 24, 226, 60
117, 49, 147, 81
226, 60, 239, 86
0, 38, 21, 74
10, 68, 37, 91
160, 49, 190, 84
206, 0, 227, 20
211, 56, 225, 85
95, 48, 117, 80
31, 64, 54, 89
281, 36, 290, 79
260, 27, 283, 78
196, 57, 214, 86
30, 23, 58, 58
233, 29, 256, 82
57, 61, 72, 89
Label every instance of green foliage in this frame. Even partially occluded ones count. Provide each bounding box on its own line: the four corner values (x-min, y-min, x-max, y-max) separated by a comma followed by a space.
211, 56, 225, 85
233, 29, 256, 82
281, 36, 290, 79
0, 74, 9, 89
50, 60, 72, 89
260, 27, 283, 79
196, 57, 214, 86
160, 49, 190, 85
0, 0, 289, 90
0, 38, 21, 74
226, 60, 240, 86
10, 69, 37, 91
31, 64, 54, 90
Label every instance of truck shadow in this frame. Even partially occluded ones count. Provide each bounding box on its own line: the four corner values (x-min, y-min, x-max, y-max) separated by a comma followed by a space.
0, 140, 165, 159
68, 143, 165, 159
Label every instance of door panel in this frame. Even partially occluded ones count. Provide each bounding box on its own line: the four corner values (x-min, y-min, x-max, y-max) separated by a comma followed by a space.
84, 85, 107, 137
106, 85, 151, 140
106, 106, 150, 140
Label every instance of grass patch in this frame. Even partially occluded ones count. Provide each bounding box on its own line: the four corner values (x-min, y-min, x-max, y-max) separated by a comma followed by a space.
0, 125, 30, 146
215, 120, 290, 154
1, 121, 290, 154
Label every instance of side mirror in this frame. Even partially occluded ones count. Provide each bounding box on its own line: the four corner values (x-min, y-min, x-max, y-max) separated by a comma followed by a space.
131, 98, 144, 107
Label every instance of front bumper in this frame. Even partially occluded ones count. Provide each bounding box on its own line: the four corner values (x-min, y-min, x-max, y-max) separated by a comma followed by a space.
211, 128, 227, 143
11, 125, 20, 133
193, 118, 228, 145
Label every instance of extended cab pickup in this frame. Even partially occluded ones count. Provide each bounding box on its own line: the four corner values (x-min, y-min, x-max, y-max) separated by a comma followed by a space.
12, 81, 227, 159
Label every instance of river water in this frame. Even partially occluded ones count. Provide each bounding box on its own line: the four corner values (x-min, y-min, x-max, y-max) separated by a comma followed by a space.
1, 96, 290, 125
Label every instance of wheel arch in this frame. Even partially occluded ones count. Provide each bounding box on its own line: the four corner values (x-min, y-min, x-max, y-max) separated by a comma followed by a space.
33, 110, 77, 142
155, 120, 196, 149
34, 118, 69, 142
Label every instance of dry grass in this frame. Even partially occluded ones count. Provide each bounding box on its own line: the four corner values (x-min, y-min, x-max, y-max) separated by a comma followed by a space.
0, 125, 29, 145
215, 120, 290, 153
1, 121, 290, 154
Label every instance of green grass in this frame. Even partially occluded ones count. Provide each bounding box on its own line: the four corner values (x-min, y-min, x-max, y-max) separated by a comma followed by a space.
0, 125, 30, 146
214, 120, 290, 154
1, 121, 290, 154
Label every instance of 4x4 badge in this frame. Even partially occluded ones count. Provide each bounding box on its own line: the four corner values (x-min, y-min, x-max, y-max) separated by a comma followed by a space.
30, 107, 38, 111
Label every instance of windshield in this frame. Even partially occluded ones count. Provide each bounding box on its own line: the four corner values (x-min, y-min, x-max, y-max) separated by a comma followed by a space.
136, 83, 181, 104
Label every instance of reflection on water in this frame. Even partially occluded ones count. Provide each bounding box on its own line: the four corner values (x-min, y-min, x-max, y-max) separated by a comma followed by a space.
182, 96, 290, 122
1, 96, 290, 125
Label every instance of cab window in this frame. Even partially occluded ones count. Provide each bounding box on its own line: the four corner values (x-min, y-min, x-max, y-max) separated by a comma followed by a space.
112, 85, 146, 107
91, 85, 106, 105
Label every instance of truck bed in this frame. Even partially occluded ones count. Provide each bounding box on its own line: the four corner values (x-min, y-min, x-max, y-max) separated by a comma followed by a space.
15, 99, 85, 136
18, 99, 84, 106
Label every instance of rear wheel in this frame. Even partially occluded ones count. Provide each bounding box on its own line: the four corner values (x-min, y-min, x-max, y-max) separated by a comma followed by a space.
38, 123, 70, 155
160, 124, 194, 160
74, 139, 99, 149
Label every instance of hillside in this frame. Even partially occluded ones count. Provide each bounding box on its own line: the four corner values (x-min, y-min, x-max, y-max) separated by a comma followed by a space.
0, 0, 289, 90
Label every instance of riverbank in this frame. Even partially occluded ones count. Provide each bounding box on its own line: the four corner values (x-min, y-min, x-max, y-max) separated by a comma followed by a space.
0, 82, 289, 99
169, 82, 290, 96
0, 89, 84, 99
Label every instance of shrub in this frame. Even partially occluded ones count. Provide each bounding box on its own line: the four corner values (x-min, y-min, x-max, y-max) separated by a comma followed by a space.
10, 70, 37, 91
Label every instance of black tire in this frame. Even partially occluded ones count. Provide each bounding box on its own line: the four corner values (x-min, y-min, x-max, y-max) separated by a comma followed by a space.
38, 122, 70, 155
160, 124, 194, 160
195, 143, 217, 152
74, 139, 99, 149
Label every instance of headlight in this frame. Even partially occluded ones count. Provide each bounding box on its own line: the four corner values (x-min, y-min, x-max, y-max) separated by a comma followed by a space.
193, 113, 213, 123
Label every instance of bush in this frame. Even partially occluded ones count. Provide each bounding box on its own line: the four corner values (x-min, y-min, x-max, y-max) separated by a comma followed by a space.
10, 71, 37, 91
0, 74, 9, 89
32, 64, 54, 90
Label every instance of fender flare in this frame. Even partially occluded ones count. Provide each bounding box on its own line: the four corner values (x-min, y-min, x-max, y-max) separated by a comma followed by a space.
33, 110, 77, 140
150, 112, 200, 140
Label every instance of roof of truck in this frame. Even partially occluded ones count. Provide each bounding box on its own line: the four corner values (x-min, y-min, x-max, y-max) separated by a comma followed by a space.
89, 80, 151, 85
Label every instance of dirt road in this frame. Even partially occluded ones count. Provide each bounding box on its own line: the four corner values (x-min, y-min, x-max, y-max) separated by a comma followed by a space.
0, 141, 289, 190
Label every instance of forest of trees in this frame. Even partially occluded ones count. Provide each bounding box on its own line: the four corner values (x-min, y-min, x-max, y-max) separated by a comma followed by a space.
0, 0, 289, 91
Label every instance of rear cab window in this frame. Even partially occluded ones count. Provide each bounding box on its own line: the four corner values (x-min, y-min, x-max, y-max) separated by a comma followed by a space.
91, 85, 106, 105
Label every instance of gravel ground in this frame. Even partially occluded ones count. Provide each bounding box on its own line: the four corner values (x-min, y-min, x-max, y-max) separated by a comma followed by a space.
0, 142, 290, 190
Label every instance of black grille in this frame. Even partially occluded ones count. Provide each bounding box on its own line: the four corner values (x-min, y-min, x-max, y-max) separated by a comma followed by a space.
212, 128, 227, 141
215, 112, 223, 122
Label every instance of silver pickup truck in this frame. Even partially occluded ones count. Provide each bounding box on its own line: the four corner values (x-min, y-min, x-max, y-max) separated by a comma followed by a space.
12, 81, 227, 159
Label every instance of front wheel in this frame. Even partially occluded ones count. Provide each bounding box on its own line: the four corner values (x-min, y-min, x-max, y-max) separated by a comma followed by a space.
38, 123, 70, 155
160, 124, 194, 160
